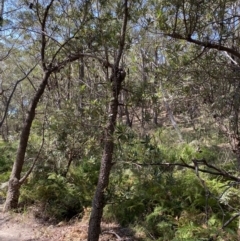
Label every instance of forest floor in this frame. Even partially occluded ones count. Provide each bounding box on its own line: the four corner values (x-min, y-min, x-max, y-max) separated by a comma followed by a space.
0, 201, 137, 241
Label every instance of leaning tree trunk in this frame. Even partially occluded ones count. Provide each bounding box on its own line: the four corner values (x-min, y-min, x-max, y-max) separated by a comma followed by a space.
3, 72, 51, 212
87, 1, 128, 240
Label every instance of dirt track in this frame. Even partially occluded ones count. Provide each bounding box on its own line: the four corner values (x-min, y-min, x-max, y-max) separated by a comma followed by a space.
0, 210, 43, 241
0, 199, 62, 241
0, 205, 136, 241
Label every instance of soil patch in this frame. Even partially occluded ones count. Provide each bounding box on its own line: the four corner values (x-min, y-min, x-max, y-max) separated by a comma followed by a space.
0, 205, 137, 241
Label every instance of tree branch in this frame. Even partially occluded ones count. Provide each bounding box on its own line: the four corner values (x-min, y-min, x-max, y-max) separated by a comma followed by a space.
0, 63, 39, 127
102, 230, 122, 240
52, 53, 113, 72
41, 0, 55, 70
0, 44, 14, 61
132, 159, 240, 182
167, 32, 240, 60
222, 212, 240, 229
115, 0, 128, 67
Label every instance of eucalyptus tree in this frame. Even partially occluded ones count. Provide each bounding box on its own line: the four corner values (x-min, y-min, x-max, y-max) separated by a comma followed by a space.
2, 0, 99, 211
87, 0, 130, 239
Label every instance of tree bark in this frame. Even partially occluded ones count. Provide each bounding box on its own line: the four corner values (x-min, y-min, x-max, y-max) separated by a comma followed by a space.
87, 100, 118, 240
3, 71, 51, 212
88, 67, 126, 240
87, 1, 128, 240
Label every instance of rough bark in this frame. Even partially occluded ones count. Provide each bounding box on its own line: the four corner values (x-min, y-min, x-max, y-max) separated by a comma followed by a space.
88, 70, 125, 240
3, 72, 51, 212
88, 1, 128, 240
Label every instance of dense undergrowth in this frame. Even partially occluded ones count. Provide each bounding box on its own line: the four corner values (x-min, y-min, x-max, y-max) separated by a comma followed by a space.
1, 124, 239, 240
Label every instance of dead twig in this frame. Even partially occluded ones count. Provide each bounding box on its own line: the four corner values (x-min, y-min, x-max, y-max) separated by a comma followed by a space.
102, 230, 122, 240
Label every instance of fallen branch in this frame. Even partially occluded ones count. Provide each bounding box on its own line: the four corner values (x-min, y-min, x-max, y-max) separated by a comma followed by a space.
102, 230, 122, 240
222, 212, 240, 229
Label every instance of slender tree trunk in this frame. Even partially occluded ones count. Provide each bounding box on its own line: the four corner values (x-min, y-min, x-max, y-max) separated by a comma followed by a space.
125, 104, 132, 127
153, 47, 159, 125
88, 1, 128, 240
160, 80, 183, 142
140, 49, 147, 128
78, 48, 85, 111
88, 67, 126, 240
3, 72, 51, 212
88, 95, 118, 240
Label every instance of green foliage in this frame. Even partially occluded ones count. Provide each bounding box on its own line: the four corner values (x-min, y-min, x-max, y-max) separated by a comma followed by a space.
145, 206, 176, 239
21, 172, 83, 221
0, 140, 17, 181
2, 1, 240, 240
20, 154, 100, 221
102, 128, 238, 240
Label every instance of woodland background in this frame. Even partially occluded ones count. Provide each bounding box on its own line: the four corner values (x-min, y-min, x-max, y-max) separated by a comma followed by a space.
1, 0, 240, 240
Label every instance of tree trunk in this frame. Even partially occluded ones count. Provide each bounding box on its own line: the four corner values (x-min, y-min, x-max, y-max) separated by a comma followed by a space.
3, 72, 51, 212
88, 67, 125, 240
88, 2, 128, 238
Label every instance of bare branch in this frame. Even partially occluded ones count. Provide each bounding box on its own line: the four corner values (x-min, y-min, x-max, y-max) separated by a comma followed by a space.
223, 51, 238, 65
16, 63, 37, 92
41, 0, 55, 70
115, 0, 128, 67
51, 53, 113, 72
0, 63, 39, 127
222, 212, 240, 229
102, 230, 122, 240
0, 44, 14, 61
